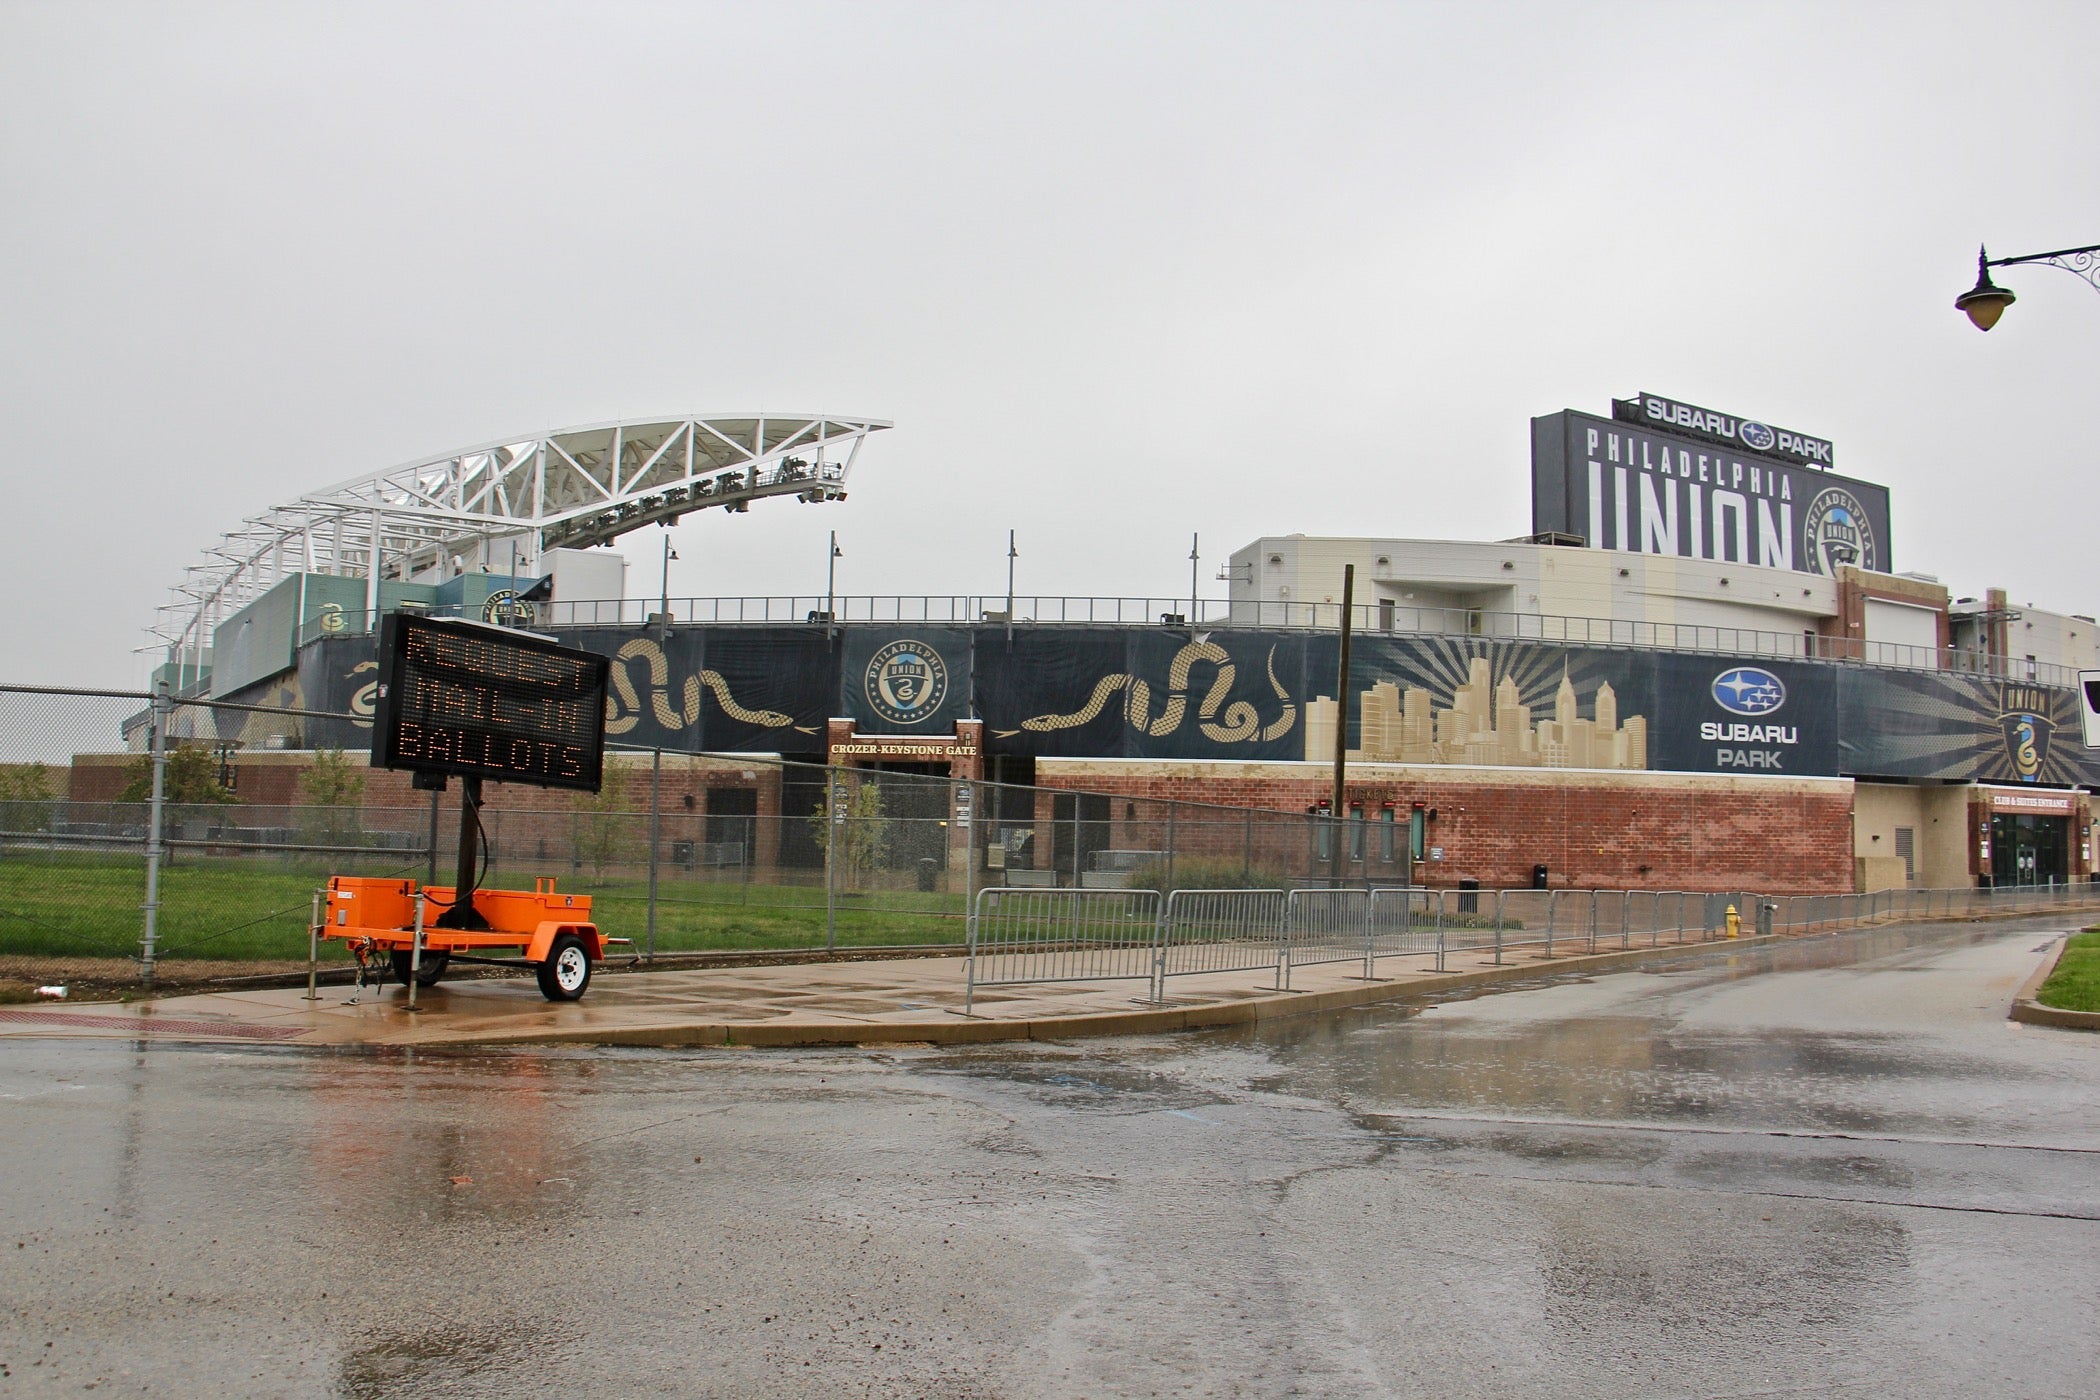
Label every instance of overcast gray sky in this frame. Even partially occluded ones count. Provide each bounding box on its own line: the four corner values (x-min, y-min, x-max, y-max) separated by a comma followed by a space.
3, 1, 2095, 689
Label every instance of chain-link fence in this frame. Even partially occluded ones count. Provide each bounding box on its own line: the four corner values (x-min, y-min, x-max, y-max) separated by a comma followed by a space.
10, 682, 2100, 985
0, 685, 1339, 978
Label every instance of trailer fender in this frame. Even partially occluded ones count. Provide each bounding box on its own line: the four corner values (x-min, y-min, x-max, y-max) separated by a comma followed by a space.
527, 922, 602, 964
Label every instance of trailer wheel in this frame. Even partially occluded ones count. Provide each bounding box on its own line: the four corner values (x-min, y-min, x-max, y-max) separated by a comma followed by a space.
389, 950, 451, 988
536, 934, 592, 1001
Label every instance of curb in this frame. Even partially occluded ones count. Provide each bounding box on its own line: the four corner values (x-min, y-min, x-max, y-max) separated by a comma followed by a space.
2010, 934, 2100, 1032
439, 931, 1784, 1050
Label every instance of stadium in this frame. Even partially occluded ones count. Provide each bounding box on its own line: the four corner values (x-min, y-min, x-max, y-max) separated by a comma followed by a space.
90, 395, 2100, 901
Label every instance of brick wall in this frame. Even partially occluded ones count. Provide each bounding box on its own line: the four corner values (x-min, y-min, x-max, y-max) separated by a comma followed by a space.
1033, 759, 1857, 894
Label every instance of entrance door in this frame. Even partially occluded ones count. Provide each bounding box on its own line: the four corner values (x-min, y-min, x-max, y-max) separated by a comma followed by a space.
1991, 813, 2069, 886
865, 765, 952, 882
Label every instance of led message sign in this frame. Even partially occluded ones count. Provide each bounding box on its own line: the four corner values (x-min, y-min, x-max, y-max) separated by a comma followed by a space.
370, 613, 609, 792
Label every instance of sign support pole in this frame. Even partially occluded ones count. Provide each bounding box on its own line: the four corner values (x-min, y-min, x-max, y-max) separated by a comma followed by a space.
438, 776, 486, 929
1330, 564, 1355, 888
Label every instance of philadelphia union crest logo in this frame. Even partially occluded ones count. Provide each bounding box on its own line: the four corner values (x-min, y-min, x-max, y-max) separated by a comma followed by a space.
865, 640, 948, 725
480, 589, 536, 626
1801, 487, 1877, 574
1997, 682, 2056, 783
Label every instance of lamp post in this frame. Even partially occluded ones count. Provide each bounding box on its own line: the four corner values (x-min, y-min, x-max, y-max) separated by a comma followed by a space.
1955, 241, 2100, 330
826, 531, 842, 624
658, 532, 678, 635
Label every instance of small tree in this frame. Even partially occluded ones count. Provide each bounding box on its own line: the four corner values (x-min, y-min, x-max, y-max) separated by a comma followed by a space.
300, 749, 367, 846
571, 763, 632, 876
809, 778, 892, 879
116, 743, 238, 805
0, 762, 56, 832
0, 762, 54, 801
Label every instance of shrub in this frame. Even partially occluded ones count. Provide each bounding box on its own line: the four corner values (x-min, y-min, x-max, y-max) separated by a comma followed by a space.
1122, 856, 1292, 895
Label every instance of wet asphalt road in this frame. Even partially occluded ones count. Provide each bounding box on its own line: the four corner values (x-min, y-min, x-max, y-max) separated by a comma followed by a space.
3, 920, 2096, 1398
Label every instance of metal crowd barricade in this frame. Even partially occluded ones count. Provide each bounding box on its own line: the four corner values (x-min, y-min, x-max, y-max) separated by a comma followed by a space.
1284, 888, 1370, 985
1158, 888, 1289, 997
1493, 888, 1554, 960
1367, 887, 1440, 973
964, 887, 1163, 1015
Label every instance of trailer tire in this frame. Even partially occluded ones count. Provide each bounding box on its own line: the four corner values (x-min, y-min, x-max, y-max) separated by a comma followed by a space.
390, 950, 450, 988
536, 934, 592, 1001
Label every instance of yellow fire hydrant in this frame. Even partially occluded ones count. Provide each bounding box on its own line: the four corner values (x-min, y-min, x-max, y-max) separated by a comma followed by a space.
1724, 903, 1740, 939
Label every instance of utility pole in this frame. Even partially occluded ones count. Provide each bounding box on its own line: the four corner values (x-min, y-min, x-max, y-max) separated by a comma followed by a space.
1330, 564, 1355, 887
1005, 530, 1017, 649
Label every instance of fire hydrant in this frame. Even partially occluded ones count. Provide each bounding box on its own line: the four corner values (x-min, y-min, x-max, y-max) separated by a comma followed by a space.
1724, 903, 1740, 939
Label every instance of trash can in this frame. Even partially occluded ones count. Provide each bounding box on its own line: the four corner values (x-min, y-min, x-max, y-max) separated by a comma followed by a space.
916, 858, 939, 892
1757, 901, 1776, 937
1457, 877, 1480, 915
1532, 863, 1549, 890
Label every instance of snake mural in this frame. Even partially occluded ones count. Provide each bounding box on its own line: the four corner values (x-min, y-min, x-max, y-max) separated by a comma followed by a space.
995, 640, 1296, 743
604, 638, 815, 737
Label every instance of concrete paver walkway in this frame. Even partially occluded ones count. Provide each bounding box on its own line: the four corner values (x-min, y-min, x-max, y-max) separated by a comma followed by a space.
0, 931, 1797, 1048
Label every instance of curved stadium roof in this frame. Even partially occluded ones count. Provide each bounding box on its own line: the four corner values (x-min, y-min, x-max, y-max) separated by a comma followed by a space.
153, 412, 889, 658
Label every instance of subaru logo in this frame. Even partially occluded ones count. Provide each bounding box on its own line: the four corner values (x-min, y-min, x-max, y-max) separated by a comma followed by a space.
1738, 420, 1776, 452
1713, 667, 1786, 716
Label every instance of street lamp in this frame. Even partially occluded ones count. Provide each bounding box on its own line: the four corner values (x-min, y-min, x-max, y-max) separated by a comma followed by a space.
826, 530, 842, 620
658, 531, 678, 634
1956, 241, 2100, 330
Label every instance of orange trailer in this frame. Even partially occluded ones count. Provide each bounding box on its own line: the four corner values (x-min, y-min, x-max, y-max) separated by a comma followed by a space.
321, 875, 620, 1000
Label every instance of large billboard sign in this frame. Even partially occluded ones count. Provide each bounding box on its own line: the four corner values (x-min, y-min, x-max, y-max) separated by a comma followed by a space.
370, 613, 610, 792
1531, 406, 1892, 576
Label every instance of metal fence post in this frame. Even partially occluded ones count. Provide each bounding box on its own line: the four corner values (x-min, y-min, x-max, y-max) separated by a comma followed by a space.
138, 680, 170, 987
406, 895, 425, 1013
645, 746, 662, 962
825, 766, 840, 954
305, 887, 323, 1002
1492, 888, 1504, 965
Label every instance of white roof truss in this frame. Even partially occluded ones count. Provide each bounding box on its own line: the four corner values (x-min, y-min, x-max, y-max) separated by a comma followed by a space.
151, 412, 888, 655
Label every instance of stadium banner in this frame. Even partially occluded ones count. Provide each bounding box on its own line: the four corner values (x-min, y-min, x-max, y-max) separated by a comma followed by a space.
584, 626, 833, 753
1649, 653, 1840, 777
246, 626, 2100, 787
978, 628, 1310, 760
1531, 408, 1892, 577
1836, 667, 2097, 787
840, 628, 973, 734
1331, 635, 1661, 771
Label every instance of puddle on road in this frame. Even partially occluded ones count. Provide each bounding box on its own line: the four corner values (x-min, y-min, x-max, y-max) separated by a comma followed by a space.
336, 1319, 536, 1398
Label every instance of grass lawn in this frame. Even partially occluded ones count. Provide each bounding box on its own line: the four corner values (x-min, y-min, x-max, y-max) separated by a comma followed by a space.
0, 847, 969, 962
2035, 928, 2100, 1014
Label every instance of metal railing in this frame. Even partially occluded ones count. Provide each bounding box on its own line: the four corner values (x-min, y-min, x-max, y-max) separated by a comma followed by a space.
961, 881, 2100, 1007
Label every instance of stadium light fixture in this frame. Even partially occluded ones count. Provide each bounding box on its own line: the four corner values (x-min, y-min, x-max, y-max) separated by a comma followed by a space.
1957, 241, 2100, 331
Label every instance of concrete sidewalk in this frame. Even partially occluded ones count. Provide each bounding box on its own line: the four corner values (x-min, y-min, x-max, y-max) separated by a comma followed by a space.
0, 930, 1809, 1049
